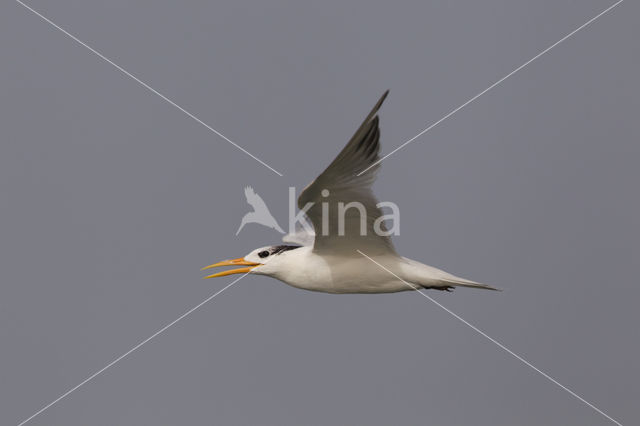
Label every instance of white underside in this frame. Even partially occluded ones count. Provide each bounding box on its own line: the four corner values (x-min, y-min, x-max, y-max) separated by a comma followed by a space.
252, 246, 493, 294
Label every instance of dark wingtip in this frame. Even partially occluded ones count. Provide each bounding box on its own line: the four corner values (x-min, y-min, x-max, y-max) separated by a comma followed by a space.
364, 90, 390, 124
376, 90, 389, 109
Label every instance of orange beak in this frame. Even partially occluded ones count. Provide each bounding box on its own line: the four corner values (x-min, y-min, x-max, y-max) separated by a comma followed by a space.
200, 258, 261, 279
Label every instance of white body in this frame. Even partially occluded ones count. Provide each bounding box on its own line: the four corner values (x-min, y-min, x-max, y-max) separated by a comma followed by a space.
250, 246, 491, 294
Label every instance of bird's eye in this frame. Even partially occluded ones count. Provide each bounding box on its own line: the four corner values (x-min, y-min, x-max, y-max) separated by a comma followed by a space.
258, 250, 270, 258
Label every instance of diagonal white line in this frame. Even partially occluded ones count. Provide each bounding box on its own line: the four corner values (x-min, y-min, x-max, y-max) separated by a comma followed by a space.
358, 0, 624, 176
357, 250, 624, 426
15, 0, 284, 177
16, 275, 246, 426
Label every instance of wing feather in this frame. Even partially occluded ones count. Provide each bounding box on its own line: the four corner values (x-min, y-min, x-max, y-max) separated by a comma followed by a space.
298, 91, 395, 255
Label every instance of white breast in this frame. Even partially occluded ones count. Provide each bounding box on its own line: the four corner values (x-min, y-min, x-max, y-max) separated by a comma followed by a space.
260, 247, 412, 294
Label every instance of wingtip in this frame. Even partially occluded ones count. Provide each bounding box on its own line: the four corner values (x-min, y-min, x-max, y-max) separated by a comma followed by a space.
365, 90, 390, 122
377, 90, 389, 107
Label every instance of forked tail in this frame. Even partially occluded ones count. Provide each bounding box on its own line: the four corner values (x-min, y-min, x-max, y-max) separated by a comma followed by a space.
436, 278, 501, 291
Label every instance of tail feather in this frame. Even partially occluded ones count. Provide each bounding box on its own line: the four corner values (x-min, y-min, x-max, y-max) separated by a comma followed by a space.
440, 278, 501, 291
399, 257, 501, 292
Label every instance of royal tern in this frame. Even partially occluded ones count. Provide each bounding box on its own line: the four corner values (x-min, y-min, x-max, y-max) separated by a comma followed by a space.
203, 91, 498, 293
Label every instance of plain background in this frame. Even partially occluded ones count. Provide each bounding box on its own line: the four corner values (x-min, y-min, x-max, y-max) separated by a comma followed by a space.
1, 1, 638, 425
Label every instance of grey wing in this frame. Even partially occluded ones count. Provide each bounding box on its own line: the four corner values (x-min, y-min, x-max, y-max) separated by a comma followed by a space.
297, 91, 396, 255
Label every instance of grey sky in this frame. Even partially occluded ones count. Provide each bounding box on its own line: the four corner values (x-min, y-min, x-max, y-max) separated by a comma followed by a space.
1, 1, 638, 425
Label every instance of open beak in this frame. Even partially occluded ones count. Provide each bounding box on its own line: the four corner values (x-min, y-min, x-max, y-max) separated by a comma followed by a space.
200, 258, 261, 279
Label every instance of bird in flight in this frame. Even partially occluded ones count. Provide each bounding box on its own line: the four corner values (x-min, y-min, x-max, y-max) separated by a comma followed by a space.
236, 186, 285, 235
203, 91, 498, 293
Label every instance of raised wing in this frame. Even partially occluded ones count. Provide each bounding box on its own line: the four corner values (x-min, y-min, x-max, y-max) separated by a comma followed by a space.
298, 91, 396, 255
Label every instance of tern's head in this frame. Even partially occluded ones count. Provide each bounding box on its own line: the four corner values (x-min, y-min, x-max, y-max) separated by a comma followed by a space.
201, 245, 302, 279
